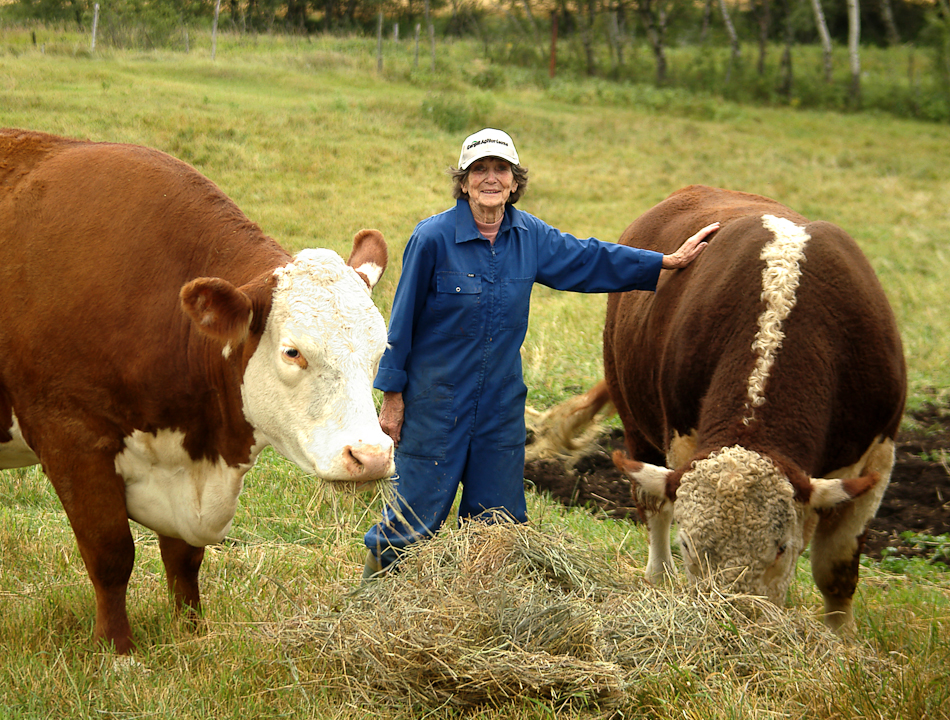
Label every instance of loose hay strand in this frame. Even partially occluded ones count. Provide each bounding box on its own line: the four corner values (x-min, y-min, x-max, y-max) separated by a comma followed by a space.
272, 521, 889, 711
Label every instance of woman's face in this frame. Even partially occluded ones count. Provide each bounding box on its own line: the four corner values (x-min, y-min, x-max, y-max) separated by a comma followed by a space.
462, 157, 517, 217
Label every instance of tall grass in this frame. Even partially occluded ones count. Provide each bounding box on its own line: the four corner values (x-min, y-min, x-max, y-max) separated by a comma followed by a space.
1, 32, 949, 719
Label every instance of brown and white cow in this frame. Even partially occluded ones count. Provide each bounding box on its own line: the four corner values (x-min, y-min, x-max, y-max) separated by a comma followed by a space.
0, 128, 395, 652
602, 185, 906, 632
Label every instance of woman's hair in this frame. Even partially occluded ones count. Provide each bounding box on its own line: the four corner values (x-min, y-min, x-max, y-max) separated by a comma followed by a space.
449, 163, 529, 205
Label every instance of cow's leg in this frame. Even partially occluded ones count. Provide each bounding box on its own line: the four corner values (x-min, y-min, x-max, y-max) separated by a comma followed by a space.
810, 438, 895, 633
48, 462, 137, 653
615, 450, 678, 583
158, 534, 205, 622
643, 498, 676, 582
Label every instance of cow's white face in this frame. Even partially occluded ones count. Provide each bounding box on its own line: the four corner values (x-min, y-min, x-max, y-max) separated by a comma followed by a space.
673, 446, 804, 604
241, 249, 394, 484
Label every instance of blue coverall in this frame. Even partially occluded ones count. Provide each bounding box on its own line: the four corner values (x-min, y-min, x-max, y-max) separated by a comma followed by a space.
364, 198, 664, 567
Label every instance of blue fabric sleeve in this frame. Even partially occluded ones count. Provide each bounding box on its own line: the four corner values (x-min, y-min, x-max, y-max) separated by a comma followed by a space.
531, 217, 663, 293
373, 228, 436, 393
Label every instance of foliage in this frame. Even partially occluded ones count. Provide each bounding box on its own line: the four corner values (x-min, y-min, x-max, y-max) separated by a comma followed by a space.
421, 90, 497, 132
922, 0, 950, 92
3, 0, 950, 120
873, 532, 950, 573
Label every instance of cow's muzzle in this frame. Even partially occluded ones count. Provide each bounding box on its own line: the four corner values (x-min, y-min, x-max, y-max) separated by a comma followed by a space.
341, 441, 395, 483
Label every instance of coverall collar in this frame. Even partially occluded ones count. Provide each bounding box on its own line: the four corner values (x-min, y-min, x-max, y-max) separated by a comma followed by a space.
454, 198, 528, 244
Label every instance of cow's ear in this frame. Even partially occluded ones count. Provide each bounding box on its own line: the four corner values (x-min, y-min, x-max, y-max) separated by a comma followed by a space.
180, 277, 252, 343
346, 229, 388, 290
809, 472, 881, 509
613, 451, 678, 501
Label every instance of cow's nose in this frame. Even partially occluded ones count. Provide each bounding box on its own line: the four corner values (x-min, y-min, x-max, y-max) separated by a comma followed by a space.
343, 441, 395, 481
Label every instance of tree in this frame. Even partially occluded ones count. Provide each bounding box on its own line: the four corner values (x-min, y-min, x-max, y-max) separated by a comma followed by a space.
778, 0, 794, 97
847, 0, 861, 106
700, 0, 713, 43
718, 0, 741, 82
424, 0, 435, 70
808, 0, 834, 82
879, 0, 901, 44
638, 0, 669, 84
753, 0, 771, 76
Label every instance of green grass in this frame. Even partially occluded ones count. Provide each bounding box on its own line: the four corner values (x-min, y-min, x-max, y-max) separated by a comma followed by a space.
1, 30, 950, 719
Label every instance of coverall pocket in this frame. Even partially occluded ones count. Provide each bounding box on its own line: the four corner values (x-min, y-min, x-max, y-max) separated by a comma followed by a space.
500, 277, 533, 330
434, 271, 481, 337
398, 382, 454, 460
495, 373, 528, 449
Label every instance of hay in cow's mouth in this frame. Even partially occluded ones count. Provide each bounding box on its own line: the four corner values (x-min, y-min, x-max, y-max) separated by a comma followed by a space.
267, 521, 888, 712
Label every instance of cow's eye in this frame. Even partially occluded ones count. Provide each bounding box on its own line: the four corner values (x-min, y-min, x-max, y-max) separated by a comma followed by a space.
281, 346, 308, 368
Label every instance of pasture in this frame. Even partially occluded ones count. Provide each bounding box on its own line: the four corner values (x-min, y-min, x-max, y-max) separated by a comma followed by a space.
1, 30, 949, 719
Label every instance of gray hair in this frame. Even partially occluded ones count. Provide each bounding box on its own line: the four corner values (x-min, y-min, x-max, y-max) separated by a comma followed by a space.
449, 163, 529, 205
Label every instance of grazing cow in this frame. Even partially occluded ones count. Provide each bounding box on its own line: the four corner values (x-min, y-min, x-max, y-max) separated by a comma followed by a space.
592, 185, 904, 631
0, 128, 395, 652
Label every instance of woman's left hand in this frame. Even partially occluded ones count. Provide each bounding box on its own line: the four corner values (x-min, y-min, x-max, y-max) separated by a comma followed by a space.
662, 222, 720, 269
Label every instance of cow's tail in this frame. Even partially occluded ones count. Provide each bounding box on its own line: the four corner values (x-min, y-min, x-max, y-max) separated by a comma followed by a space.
524, 380, 615, 463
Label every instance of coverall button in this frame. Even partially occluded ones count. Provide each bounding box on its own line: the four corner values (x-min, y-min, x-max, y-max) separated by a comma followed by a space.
456, 287, 461, 292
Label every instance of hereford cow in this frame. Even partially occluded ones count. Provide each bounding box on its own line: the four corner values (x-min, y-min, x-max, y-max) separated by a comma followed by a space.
599, 185, 905, 632
0, 128, 395, 652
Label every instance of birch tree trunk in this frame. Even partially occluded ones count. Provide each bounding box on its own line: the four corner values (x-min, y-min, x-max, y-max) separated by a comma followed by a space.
879, 0, 901, 46
638, 0, 668, 84
580, 0, 597, 76
847, 0, 861, 107
607, 8, 624, 68
701, 0, 713, 44
756, 0, 771, 76
779, 0, 794, 98
809, 0, 833, 83
424, 0, 436, 72
717, 0, 741, 82
521, 0, 542, 50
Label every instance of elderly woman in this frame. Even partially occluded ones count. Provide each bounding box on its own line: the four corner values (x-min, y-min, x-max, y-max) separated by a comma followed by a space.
363, 128, 718, 578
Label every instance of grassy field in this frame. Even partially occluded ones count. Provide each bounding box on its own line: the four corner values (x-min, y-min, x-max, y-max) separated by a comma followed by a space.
1, 30, 950, 719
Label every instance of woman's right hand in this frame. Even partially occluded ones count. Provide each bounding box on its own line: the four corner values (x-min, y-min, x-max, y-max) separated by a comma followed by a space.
378, 391, 405, 445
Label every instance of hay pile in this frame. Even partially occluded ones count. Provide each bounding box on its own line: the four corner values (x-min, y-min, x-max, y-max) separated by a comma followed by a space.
275, 522, 885, 711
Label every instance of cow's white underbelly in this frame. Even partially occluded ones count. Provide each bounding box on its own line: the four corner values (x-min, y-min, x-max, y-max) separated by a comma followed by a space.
115, 429, 259, 547
0, 414, 41, 469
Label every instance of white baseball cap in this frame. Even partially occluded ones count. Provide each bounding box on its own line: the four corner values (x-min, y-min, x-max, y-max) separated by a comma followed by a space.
458, 128, 519, 170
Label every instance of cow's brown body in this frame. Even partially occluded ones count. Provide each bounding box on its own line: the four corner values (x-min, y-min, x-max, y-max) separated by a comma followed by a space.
605, 185, 906, 630
0, 129, 393, 651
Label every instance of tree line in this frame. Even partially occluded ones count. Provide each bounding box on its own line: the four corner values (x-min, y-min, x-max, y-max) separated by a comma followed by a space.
5, 0, 940, 44
5, 0, 950, 121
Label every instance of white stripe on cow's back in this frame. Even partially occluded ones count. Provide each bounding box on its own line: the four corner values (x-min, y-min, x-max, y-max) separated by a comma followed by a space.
743, 214, 811, 424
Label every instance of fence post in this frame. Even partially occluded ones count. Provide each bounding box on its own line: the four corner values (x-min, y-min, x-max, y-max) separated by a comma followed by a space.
90, 3, 99, 52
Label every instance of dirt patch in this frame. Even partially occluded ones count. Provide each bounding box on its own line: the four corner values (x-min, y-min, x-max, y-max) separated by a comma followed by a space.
525, 402, 950, 561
